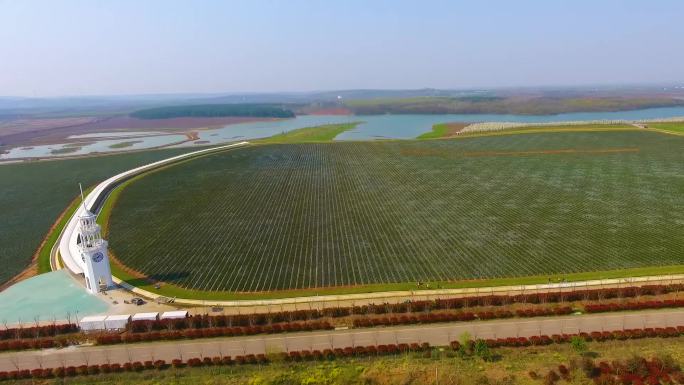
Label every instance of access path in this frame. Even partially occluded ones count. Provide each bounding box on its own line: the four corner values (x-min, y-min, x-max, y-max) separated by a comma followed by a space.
1, 308, 683, 371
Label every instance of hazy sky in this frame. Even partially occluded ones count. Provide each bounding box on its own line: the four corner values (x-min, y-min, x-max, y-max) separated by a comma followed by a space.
1, 0, 683, 97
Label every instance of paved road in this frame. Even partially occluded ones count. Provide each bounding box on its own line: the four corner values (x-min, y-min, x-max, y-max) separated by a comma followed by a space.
1, 309, 683, 371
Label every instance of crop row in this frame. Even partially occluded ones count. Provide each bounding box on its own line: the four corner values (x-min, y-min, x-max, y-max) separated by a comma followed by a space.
0, 146, 197, 286
109, 132, 684, 292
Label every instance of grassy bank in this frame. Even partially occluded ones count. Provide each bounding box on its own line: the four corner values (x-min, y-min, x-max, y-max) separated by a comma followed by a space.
10, 336, 684, 385
108, 141, 142, 149
36, 186, 94, 273
255, 122, 361, 143
416, 123, 452, 139
648, 121, 684, 134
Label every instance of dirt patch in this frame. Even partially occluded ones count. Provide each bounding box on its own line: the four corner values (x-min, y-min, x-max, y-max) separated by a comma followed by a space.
441, 122, 468, 137
0, 117, 101, 137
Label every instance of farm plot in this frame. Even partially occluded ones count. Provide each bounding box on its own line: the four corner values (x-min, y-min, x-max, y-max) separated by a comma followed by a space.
0, 147, 200, 286
107, 131, 684, 292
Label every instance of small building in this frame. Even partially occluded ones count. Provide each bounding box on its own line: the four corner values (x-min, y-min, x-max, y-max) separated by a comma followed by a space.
132, 312, 159, 322
79, 315, 107, 331
104, 314, 131, 330
160, 310, 188, 320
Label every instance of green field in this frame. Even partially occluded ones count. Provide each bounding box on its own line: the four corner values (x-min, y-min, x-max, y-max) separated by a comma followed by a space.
0, 148, 199, 285
107, 130, 684, 293
256, 122, 360, 143
649, 121, 684, 134
416, 123, 453, 139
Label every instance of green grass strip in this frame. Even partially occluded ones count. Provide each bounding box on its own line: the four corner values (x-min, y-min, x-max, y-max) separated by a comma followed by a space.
37, 187, 94, 274
417, 123, 451, 139
648, 122, 684, 135
255, 122, 361, 144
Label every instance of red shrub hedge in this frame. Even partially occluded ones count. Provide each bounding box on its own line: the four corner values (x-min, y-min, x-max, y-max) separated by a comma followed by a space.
3, 326, 684, 383
584, 299, 684, 313
0, 323, 78, 341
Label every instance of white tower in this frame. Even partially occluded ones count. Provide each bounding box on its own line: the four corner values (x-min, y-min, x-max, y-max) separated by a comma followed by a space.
77, 185, 113, 294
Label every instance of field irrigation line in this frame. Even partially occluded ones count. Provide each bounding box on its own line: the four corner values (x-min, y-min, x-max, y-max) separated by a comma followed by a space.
56, 142, 250, 276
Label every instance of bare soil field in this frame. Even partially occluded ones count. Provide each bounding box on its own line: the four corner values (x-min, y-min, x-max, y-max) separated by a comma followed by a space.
440, 122, 468, 136
0, 117, 100, 146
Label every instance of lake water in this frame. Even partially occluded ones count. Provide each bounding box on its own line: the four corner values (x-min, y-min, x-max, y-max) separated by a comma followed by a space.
1, 134, 187, 160
3, 106, 684, 160
188, 106, 684, 143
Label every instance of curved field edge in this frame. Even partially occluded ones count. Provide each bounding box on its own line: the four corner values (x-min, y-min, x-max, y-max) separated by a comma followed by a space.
97, 140, 684, 301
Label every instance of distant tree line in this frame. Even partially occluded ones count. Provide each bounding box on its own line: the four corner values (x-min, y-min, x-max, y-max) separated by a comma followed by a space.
130, 103, 295, 119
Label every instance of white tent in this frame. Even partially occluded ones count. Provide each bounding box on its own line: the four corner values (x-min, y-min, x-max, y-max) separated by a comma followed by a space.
104, 314, 131, 330
160, 310, 188, 320
132, 312, 159, 322
80, 315, 107, 331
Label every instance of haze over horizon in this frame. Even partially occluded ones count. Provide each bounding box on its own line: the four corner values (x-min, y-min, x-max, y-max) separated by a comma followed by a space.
1, 0, 683, 98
